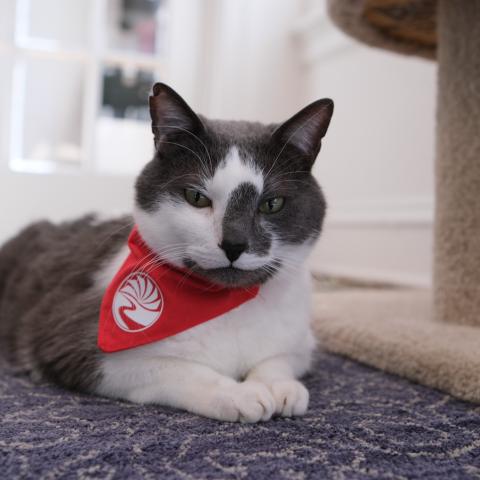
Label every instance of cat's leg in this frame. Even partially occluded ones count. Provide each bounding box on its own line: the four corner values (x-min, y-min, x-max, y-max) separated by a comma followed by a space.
246, 355, 311, 417
99, 357, 276, 423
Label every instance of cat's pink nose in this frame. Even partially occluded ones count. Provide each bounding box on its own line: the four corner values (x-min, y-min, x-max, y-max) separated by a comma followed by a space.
220, 241, 247, 263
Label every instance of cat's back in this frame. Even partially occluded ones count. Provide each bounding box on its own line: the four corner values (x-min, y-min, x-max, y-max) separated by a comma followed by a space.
0, 215, 132, 317
0, 215, 132, 382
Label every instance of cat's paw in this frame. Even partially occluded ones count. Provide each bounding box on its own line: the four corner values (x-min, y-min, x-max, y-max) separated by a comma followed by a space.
213, 380, 276, 423
269, 380, 309, 417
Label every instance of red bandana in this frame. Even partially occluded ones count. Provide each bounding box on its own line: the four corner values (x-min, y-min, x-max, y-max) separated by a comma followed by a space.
98, 227, 259, 353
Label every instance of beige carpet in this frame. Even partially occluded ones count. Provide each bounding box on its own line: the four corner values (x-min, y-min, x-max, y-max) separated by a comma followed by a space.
312, 287, 480, 404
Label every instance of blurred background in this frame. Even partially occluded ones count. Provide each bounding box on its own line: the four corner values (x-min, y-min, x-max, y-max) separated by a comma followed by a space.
0, 0, 436, 287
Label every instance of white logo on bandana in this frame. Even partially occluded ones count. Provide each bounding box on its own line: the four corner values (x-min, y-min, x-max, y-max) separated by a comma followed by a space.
112, 272, 164, 332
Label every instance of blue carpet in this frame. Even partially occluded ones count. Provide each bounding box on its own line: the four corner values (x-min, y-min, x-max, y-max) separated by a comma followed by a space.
1, 351, 479, 479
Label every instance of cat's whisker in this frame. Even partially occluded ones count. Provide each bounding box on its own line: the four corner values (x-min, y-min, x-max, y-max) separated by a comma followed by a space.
265, 107, 330, 182
143, 253, 186, 275
263, 165, 311, 182
266, 179, 316, 189
139, 248, 188, 275
175, 264, 197, 291
151, 173, 204, 192
94, 220, 134, 251
133, 244, 189, 276
152, 124, 214, 173
131, 251, 158, 274
156, 140, 211, 177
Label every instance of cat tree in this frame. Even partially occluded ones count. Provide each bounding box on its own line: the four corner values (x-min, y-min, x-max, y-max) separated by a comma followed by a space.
315, 0, 480, 402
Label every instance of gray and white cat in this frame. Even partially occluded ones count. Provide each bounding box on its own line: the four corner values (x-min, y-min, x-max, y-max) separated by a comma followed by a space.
0, 83, 333, 422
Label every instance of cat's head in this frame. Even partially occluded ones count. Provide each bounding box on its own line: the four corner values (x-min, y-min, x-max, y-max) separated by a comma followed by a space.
134, 83, 333, 287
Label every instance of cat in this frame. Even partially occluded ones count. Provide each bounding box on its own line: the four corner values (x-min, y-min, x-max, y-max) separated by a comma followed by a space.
0, 83, 333, 422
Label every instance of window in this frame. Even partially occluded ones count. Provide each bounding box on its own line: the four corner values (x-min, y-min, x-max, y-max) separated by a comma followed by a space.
1, 0, 171, 176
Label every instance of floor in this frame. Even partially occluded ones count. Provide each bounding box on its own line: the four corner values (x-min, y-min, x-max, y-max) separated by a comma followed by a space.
1, 348, 480, 479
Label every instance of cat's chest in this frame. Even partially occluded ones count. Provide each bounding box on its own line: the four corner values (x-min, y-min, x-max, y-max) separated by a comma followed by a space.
148, 274, 313, 376
96, 245, 313, 377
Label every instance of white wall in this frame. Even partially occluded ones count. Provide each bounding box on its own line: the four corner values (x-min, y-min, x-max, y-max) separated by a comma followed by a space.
194, 0, 305, 122
296, 5, 437, 286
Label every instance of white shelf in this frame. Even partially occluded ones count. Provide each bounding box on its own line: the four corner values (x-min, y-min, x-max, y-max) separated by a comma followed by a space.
4, 0, 170, 176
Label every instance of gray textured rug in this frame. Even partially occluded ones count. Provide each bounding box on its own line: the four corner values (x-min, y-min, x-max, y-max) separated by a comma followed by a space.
1, 351, 480, 480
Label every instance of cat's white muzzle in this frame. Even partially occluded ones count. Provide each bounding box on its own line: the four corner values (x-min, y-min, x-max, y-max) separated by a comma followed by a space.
186, 245, 272, 272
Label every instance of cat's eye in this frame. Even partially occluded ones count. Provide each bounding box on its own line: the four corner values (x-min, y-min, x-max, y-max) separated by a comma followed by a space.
259, 197, 285, 214
184, 188, 212, 208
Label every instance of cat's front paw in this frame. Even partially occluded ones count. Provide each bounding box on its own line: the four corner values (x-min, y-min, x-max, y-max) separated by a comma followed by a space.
269, 380, 309, 417
213, 380, 276, 423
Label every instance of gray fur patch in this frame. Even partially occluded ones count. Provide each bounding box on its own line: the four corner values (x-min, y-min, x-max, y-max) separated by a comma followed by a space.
0, 216, 132, 390
222, 182, 271, 256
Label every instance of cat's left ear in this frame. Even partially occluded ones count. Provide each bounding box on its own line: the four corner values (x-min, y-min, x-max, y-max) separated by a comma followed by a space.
272, 98, 334, 164
149, 82, 204, 150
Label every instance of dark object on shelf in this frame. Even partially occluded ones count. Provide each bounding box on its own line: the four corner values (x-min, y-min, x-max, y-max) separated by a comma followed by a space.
119, 0, 162, 30
101, 67, 154, 120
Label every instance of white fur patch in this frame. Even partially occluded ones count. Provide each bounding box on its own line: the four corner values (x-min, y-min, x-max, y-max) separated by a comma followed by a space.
205, 145, 263, 230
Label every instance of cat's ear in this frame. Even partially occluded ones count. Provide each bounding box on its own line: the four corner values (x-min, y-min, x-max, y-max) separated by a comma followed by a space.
272, 98, 334, 163
149, 83, 204, 150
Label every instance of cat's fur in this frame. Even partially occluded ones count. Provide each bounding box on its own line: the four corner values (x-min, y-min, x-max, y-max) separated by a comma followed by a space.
0, 83, 333, 422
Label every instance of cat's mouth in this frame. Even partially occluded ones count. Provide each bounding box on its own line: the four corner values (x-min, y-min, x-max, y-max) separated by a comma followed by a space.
183, 259, 278, 287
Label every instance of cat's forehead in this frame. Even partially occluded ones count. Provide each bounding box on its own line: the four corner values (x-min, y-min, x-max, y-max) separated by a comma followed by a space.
206, 146, 264, 199
200, 118, 280, 198
204, 118, 274, 140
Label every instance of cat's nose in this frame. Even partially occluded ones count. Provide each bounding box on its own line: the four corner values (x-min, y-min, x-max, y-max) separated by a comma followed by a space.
220, 240, 248, 263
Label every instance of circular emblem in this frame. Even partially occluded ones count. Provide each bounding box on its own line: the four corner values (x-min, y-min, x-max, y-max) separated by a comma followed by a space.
112, 272, 164, 332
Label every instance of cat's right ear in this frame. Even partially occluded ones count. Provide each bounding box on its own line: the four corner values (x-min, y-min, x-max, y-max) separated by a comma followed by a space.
149, 83, 204, 150
271, 98, 334, 165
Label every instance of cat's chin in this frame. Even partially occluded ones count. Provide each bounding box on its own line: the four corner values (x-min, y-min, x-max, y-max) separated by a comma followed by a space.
183, 259, 276, 288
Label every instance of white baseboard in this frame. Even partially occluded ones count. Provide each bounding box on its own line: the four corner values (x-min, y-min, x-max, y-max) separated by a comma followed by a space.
310, 200, 434, 288
326, 197, 434, 227
311, 264, 431, 288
